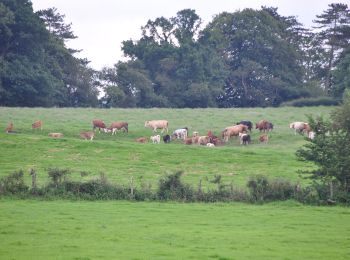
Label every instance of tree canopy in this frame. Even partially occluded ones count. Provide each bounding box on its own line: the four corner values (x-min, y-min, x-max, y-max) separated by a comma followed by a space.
1, 2, 349, 107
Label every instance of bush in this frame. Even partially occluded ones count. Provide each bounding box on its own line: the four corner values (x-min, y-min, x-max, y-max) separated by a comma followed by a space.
280, 97, 339, 107
0, 170, 29, 195
157, 171, 195, 201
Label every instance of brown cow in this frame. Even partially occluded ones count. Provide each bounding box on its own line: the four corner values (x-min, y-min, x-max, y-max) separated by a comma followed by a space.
109, 121, 128, 133
92, 119, 106, 133
183, 137, 193, 145
48, 133, 64, 138
136, 137, 148, 143
32, 120, 43, 130
259, 134, 269, 144
5, 122, 14, 133
255, 120, 271, 132
198, 136, 211, 145
222, 124, 248, 142
80, 131, 94, 140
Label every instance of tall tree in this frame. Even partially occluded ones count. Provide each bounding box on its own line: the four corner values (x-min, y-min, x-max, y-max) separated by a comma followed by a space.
313, 3, 350, 94
201, 8, 305, 107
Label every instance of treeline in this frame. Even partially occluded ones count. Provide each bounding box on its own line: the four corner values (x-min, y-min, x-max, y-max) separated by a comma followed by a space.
0, 169, 347, 205
0, 1, 349, 107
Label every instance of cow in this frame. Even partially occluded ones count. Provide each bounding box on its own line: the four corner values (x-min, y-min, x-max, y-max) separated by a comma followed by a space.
237, 120, 253, 132
5, 122, 14, 133
109, 121, 128, 133
184, 137, 193, 145
207, 130, 218, 143
255, 120, 271, 132
92, 119, 106, 133
80, 131, 94, 141
150, 135, 161, 144
289, 122, 309, 135
163, 134, 171, 143
222, 124, 248, 142
144, 120, 168, 133
48, 133, 64, 138
198, 136, 211, 145
207, 143, 215, 147
239, 132, 251, 145
136, 137, 148, 143
172, 128, 188, 140
32, 120, 43, 130
259, 134, 269, 144
103, 127, 117, 135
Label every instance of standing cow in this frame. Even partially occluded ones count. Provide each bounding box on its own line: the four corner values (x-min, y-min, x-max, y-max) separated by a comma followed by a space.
92, 119, 106, 133
144, 120, 168, 133
32, 120, 43, 130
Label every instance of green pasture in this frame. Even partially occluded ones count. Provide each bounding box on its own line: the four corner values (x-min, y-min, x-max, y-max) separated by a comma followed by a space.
0, 106, 332, 188
0, 199, 349, 259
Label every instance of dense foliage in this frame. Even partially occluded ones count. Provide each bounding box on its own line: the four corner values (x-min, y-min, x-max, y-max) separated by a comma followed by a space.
297, 90, 350, 202
0, 0, 98, 107
0, 1, 349, 107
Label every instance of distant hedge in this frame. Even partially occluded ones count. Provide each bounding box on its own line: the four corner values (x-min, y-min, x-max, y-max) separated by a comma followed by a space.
280, 97, 339, 107
1, 169, 348, 205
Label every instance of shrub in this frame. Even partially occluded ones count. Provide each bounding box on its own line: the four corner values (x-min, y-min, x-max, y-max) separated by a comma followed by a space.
280, 97, 339, 107
247, 175, 269, 202
157, 171, 195, 201
47, 168, 71, 187
0, 170, 29, 195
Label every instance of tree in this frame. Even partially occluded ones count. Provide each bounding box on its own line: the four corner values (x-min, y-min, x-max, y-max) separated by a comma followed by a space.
313, 3, 350, 94
296, 90, 350, 199
201, 8, 305, 107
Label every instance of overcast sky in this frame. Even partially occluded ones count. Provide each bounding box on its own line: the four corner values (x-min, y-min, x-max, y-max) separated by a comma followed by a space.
31, 0, 343, 70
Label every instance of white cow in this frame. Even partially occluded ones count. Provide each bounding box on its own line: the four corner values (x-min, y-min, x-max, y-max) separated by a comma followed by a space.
289, 122, 309, 135
172, 128, 188, 140
145, 120, 168, 133
150, 135, 161, 144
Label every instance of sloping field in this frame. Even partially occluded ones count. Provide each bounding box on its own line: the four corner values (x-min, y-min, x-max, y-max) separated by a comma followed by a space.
0, 200, 349, 259
0, 106, 332, 188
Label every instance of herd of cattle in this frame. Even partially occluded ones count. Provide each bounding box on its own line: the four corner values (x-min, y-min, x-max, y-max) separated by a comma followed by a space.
3, 118, 315, 146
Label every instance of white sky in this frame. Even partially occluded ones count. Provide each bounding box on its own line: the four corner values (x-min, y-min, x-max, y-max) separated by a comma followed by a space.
31, 0, 344, 70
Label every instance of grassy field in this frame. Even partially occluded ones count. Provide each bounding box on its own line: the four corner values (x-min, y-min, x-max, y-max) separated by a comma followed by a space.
0, 106, 332, 189
0, 199, 349, 259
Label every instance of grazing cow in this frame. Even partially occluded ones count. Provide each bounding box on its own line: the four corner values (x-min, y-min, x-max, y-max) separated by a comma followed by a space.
32, 120, 43, 130
255, 120, 271, 132
289, 122, 309, 135
92, 119, 106, 133
239, 132, 251, 145
172, 128, 188, 140
207, 143, 215, 147
198, 136, 211, 145
184, 137, 193, 145
163, 134, 171, 143
109, 121, 128, 133
48, 133, 64, 138
136, 137, 148, 143
5, 122, 14, 133
80, 131, 94, 141
259, 134, 269, 144
237, 120, 253, 131
144, 120, 168, 133
222, 124, 248, 142
150, 135, 161, 144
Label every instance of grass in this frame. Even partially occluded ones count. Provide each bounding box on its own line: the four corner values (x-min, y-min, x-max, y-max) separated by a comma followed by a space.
0, 106, 332, 189
0, 199, 349, 259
